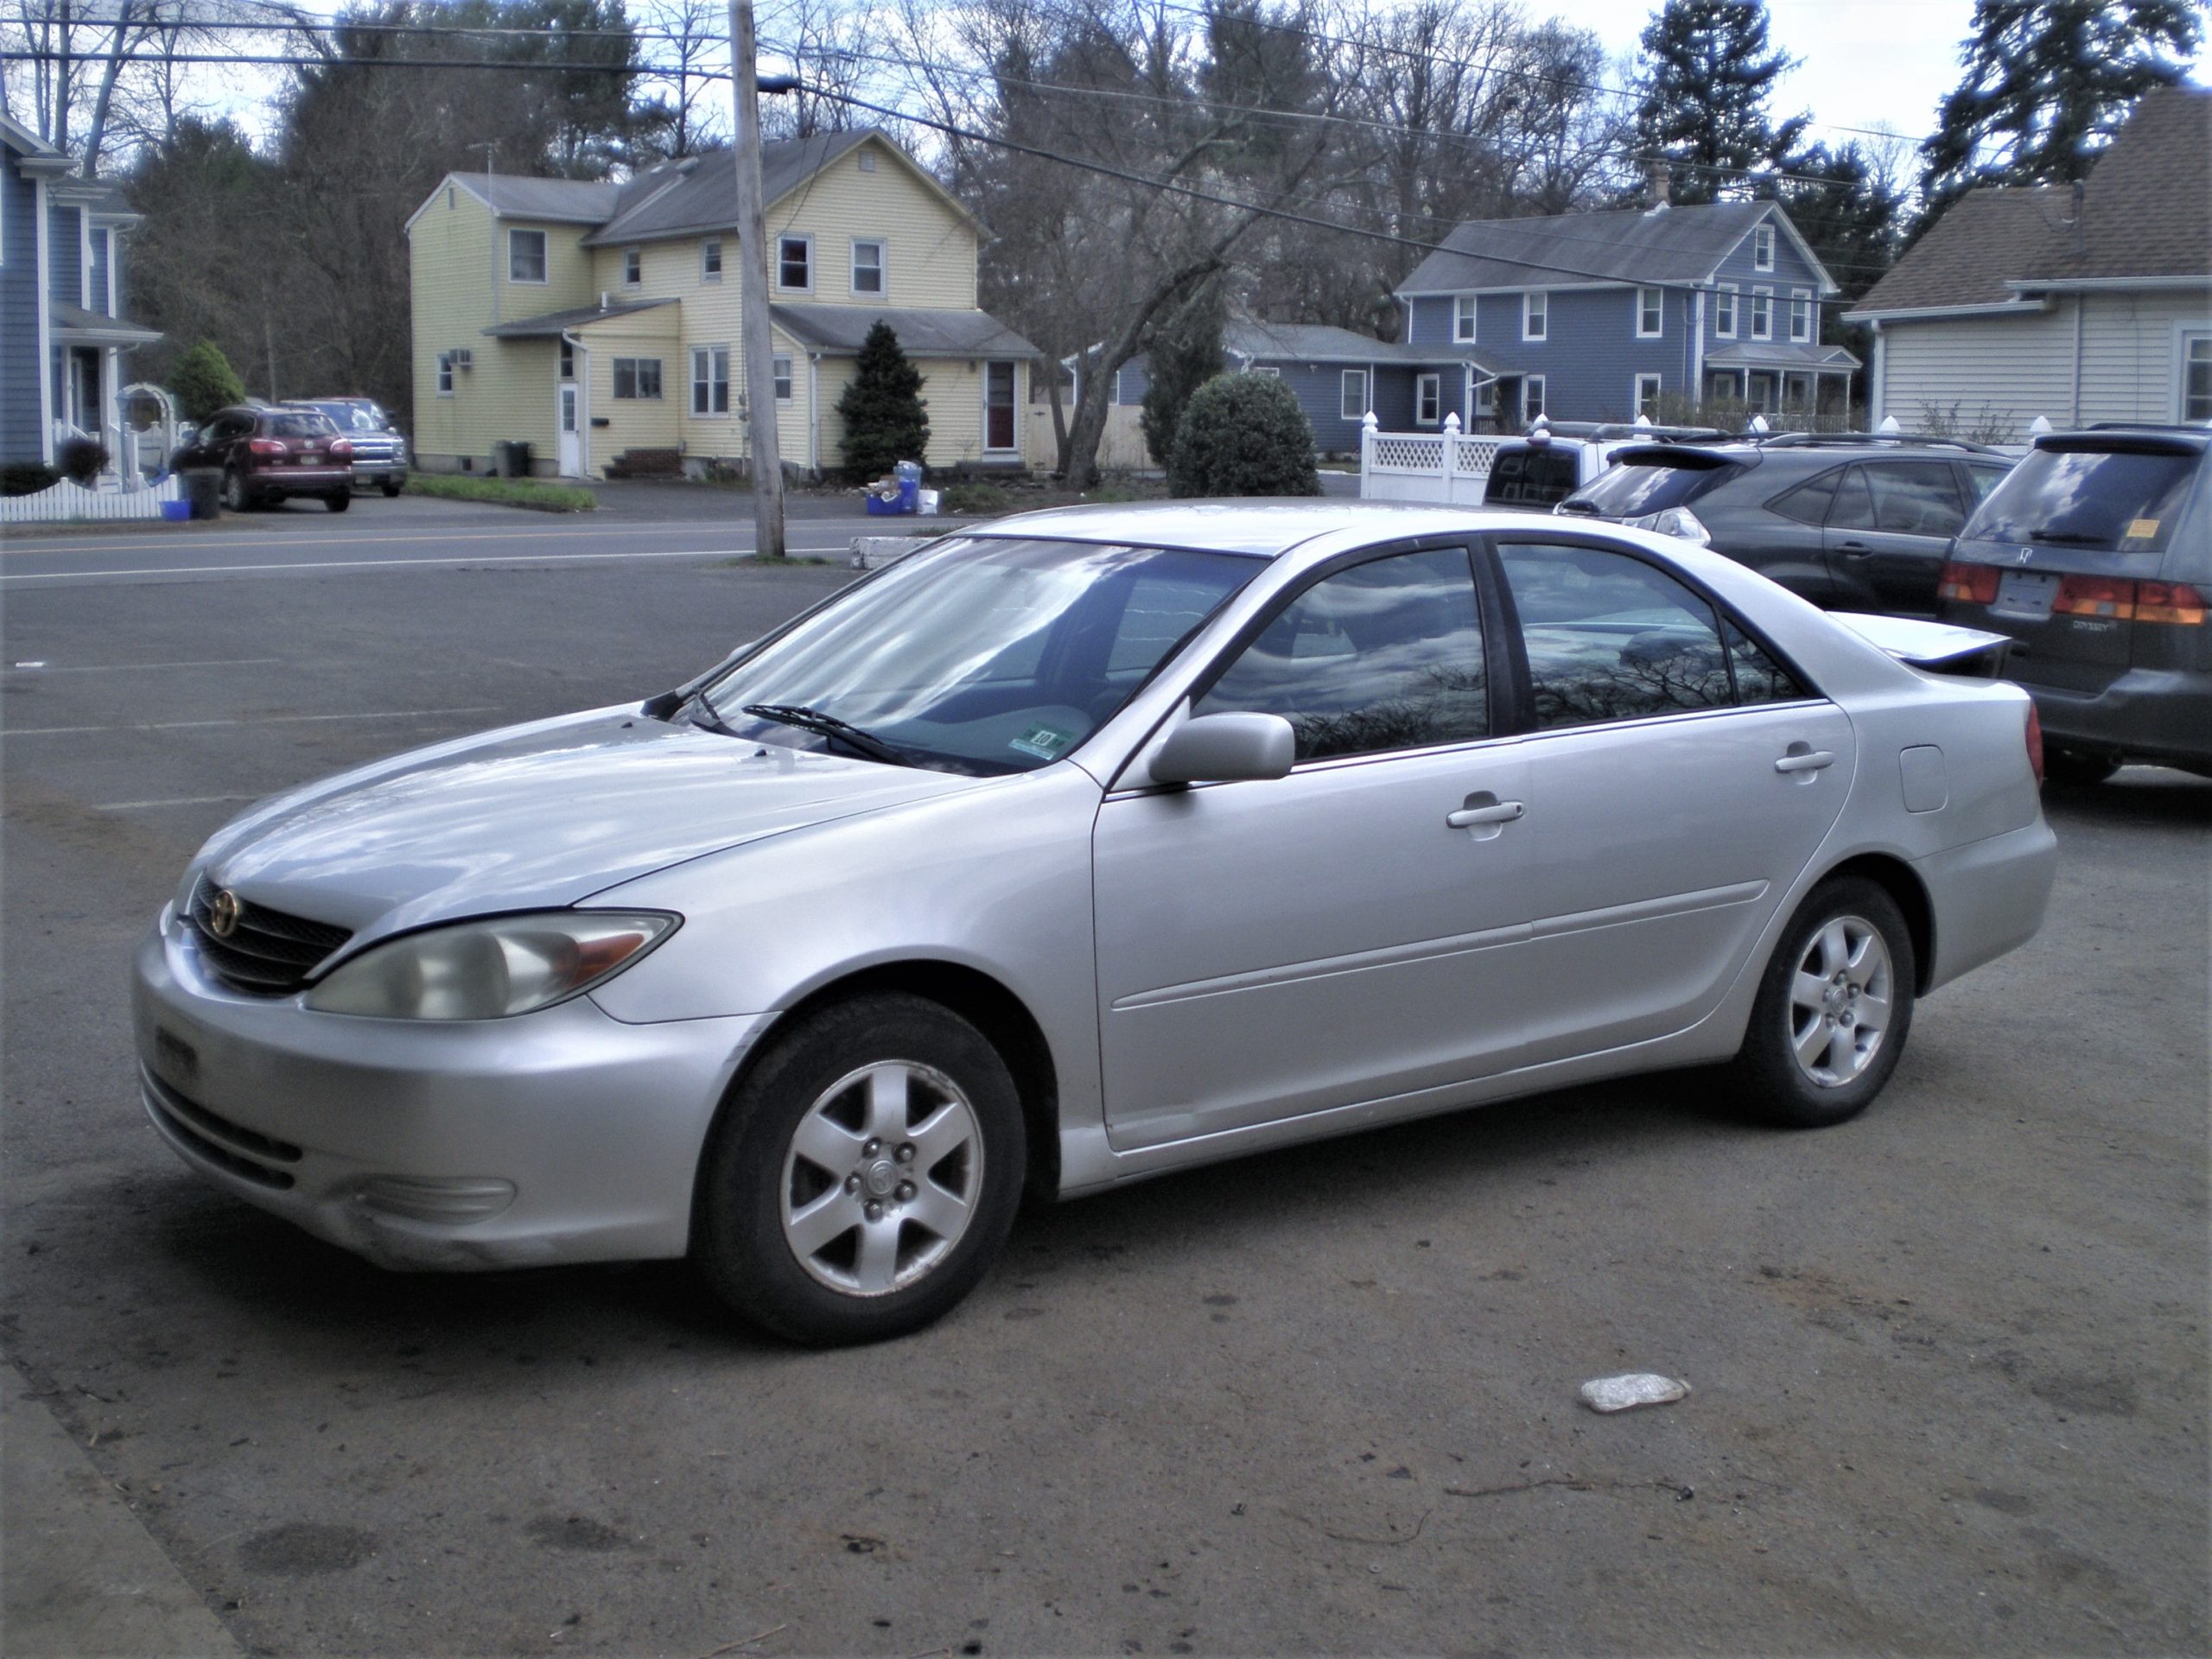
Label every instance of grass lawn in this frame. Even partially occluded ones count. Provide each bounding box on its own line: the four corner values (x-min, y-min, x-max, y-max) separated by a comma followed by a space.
404, 474, 597, 512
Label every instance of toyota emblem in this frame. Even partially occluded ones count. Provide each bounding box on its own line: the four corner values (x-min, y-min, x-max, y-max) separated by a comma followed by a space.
208, 888, 242, 938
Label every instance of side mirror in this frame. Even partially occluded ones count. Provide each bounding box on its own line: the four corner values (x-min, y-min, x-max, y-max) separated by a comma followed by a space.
1147, 713, 1296, 785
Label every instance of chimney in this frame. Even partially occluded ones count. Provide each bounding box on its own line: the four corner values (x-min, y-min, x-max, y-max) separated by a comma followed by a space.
1646, 158, 1670, 209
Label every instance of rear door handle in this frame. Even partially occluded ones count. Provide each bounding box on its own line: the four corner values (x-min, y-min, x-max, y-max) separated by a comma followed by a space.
1835, 540, 1872, 555
1446, 799, 1526, 828
1774, 750, 1835, 774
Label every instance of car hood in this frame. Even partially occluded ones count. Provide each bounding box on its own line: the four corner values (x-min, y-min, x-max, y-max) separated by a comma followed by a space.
194, 707, 988, 946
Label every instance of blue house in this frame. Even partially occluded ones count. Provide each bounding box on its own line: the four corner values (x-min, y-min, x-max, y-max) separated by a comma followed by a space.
1393, 194, 1858, 429
1109, 318, 1495, 455
3, 113, 161, 470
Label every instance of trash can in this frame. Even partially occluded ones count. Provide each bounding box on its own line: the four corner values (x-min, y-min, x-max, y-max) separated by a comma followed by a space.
179, 468, 221, 520
893, 459, 923, 512
495, 441, 532, 479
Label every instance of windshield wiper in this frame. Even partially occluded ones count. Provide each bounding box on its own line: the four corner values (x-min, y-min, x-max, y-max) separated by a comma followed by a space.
741, 702, 908, 766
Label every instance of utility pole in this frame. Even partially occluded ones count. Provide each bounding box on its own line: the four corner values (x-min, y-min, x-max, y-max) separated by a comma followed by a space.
728, 0, 784, 560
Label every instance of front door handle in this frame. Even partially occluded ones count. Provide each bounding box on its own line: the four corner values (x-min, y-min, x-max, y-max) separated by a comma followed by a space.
1774, 749, 1836, 774
1446, 798, 1526, 829
1834, 540, 1872, 555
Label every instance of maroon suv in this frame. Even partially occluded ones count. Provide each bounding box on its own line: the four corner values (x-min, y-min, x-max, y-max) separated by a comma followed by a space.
176, 405, 354, 512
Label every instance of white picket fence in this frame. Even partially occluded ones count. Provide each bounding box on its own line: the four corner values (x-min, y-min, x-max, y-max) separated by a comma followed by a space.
0, 474, 184, 525
1357, 412, 1502, 505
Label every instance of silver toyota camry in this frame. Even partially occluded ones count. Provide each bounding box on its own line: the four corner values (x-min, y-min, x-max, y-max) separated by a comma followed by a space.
134, 504, 2056, 1344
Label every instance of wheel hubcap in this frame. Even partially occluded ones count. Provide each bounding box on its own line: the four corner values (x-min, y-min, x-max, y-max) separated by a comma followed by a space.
779, 1060, 982, 1296
1788, 915, 1893, 1088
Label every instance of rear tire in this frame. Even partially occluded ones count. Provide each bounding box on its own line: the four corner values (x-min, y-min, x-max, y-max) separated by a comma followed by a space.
693, 994, 1026, 1345
1724, 875, 1916, 1128
219, 467, 250, 512
2044, 747, 2119, 787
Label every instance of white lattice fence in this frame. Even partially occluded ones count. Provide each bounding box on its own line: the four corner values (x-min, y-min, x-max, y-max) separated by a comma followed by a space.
1359, 413, 1494, 505
0, 474, 182, 525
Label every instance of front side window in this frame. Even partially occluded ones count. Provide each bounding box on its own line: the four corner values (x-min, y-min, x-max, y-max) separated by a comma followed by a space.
1340, 369, 1369, 421
613, 357, 663, 400
1416, 373, 1441, 425
691, 346, 729, 415
1498, 542, 1734, 729
699, 537, 1257, 776
1453, 295, 1477, 342
1714, 285, 1737, 338
851, 238, 884, 295
508, 228, 548, 283
702, 238, 722, 281
622, 246, 641, 285
778, 236, 812, 290
1524, 291, 1548, 341
1637, 287, 1663, 338
1198, 546, 1489, 763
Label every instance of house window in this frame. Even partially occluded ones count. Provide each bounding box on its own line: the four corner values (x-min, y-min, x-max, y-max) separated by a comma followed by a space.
772, 356, 792, 402
1523, 291, 1548, 342
702, 238, 722, 281
613, 357, 663, 399
1453, 296, 1477, 343
2183, 333, 2212, 422
1634, 373, 1662, 419
1790, 289, 1812, 342
857, 150, 876, 172
1416, 373, 1441, 425
559, 339, 574, 380
850, 238, 884, 296
690, 346, 729, 415
1340, 368, 1369, 421
1637, 287, 1663, 338
622, 246, 641, 285
1714, 285, 1737, 339
1523, 374, 1546, 424
1751, 288, 1772, 341
508, 228, 548, 283
777, 236, 812, 290
435, 352, 454, 396
1754, 223, 1775, 271
985, 360, 1018, 450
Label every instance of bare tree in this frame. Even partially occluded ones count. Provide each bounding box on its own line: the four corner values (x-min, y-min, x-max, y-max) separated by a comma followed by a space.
1, 0, 242, 174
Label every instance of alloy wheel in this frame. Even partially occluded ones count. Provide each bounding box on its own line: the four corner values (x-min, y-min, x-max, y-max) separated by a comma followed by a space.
1787, 915, 1894, 1088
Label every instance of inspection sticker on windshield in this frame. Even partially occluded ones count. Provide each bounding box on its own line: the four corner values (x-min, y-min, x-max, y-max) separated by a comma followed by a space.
1010, 723, 1073, 761
2126, 518, 2161, 541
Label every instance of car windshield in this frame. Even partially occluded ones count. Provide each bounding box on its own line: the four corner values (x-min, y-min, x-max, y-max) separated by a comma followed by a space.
1563, 455, 1743, 518
266, 412, 336, 439
696, 536, 1259, 776
1963, 444, 2198, 555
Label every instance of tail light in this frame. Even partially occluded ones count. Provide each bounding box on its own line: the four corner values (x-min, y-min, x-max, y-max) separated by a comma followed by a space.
1938, 561, 1999, 604
2024, 701, 2044, 787
248, 438, 286, 457
2050, 575, 2208, 624
330, 438, 353, 459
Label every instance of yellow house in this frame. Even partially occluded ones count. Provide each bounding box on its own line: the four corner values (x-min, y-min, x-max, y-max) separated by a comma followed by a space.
405, 129, 1039, 480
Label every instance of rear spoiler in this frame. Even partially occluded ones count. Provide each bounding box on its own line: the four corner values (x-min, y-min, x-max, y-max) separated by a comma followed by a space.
1832, 613, 2012, 677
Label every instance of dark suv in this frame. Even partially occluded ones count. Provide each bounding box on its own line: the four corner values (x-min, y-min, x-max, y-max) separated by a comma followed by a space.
1936, 425, 2209, 782
1557, 435, 2016, 613
174, 405, 353, 512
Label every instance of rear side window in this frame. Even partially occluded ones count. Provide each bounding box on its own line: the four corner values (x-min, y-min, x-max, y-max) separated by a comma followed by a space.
1497, 542, 1733, 728
1485, 448, 1583, 506
1770, 466, 1844, 525
1566, 457, 1743, 518
1965, 444, 2199, 555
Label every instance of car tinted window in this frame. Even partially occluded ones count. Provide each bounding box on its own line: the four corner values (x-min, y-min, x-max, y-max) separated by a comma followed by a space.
1964, 462, 2010, 503
1565, 458, 1742, 518
1770, 466, 1844, 525
265, 413, 335, 439
1485, 448, 1583, 506
1498, 542, 1733, 729
1197, 547, 1487, 762
1964, 445, 2197, 555
1724, 620, 1808, 703
1827, 467, 1876, 530
1867, 461, 1967, 536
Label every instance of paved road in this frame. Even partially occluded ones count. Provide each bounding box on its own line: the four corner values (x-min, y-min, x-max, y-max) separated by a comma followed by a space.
3, 504, 2206, 1656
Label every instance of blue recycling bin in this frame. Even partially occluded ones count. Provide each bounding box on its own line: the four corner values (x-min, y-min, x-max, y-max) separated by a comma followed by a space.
893, 460, 923, 512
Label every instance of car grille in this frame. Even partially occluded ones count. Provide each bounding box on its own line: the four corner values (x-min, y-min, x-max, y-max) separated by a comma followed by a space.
141, 1065, 301, 1190
186, 879, 353, 996
348, 439, 401, 461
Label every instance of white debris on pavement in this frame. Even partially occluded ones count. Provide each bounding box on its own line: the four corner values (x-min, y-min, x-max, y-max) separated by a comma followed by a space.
1580, 1373, 1691, 1413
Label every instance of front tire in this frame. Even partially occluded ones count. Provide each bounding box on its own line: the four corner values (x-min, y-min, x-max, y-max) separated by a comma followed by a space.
325, 491, 351, 512
380, 478, 404, 498
1725, 876, 1916, 1128
693, 994, 1026, 1345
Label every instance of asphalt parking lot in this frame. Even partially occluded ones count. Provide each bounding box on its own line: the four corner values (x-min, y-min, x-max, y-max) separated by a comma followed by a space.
3, 499, 2206, 1656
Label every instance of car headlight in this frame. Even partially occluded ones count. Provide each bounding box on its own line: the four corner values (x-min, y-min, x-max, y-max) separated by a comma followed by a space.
303, 911, 678, 1020
1624, 506, 1712, 545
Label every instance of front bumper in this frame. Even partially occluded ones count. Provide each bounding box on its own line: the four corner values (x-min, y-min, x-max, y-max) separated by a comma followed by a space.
348, 457, 408, 486
132, 918, 765, 1269
2018, 667, 2212, 770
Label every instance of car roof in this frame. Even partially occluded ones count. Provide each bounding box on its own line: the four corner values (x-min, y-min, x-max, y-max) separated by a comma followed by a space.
959, 500, 1539, 559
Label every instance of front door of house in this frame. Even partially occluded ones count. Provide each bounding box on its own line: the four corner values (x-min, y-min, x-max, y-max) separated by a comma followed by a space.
557, 383, 582, 477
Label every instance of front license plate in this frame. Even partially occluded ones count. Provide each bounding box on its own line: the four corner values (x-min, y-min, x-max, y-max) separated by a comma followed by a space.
1993, 569, 2059, 620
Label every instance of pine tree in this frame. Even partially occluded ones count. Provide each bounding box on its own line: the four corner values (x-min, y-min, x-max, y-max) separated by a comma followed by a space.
1919, 1, 2202, 210
169, 340, 248, 423
835, 323, 929, 483
1630, 0, 1808, 204
1139, 278, 1227, 467
1777, 142, 1906, 329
